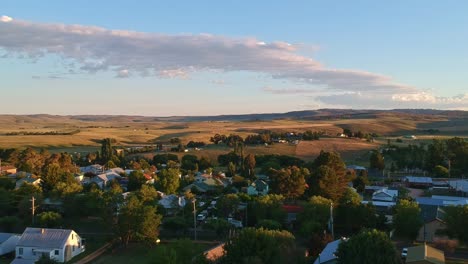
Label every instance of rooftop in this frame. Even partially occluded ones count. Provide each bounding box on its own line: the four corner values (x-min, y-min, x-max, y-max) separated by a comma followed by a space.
17, 228, 73, 248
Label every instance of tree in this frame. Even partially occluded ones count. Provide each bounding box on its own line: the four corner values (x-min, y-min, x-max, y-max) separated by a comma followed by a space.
256, 219, 282, 230
127, 171, 147, 191
335, 189, 377, 235
336, 229, 399, 264
269, 166, 309, 199
244, 154, 256, 179
156, 168, 180, 194
297, 196, 332, 235
434, 165, 449, 178
217, 194, 240, 218
222, 228, 296, 264
37, 211, 63, 228
369, 150, 385, 171
35, 255, 59, 264
101, 138, 115, 164
443, 205, 468, 245
116, 194, 162, 246
307, 151, 348, 203
227, 162, 236, 177
249, 194, 286, 226
393, 199, 423, 241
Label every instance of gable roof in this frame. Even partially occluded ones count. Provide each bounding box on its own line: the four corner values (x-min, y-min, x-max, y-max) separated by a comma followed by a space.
17, 228, 73, 248
0, 233, 19, 244
251, 179, 268, 191
372, 189, 398, 198
313, 238, 347, 264
420, 205, 445, 223
406, 244, 445, 264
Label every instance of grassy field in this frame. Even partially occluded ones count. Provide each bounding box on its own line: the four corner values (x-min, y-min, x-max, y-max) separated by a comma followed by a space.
0, 113, 466, 162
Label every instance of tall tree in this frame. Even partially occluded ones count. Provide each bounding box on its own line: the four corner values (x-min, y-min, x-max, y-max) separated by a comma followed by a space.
244, 154, 256, 179
156, 168, 180, 194
101, 138, 115, 164
336, 229, 399, 264
269, 166, 309, 199
369, 151, 385, 171
393, 199, 423, 241
307, 151, 348, 203
222, 228, 296, 264
116, 194, 162, 246
443, 205, 468, 245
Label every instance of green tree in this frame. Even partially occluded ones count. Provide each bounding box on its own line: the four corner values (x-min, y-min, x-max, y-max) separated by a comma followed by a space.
127, 170, 147, 191
433, 165, 449, 178
157, 168, 180, 194
307, 151, 348, 203
116, 194, 162, 246
369, 150, 385, 171
217, 194, 240, 218
393, 199, 423, 240
297, 196, 332, 235
227, 162, 236, 177
37, 211, 63, 228
336, 229, 399, 264
222, 228, 296, 264
443, 205, 468, 245
249, 194, 286, 226
256, 219, 282, 230
101, 138, 115, 164
269, 166, 309, 199
244, 154, 256, 179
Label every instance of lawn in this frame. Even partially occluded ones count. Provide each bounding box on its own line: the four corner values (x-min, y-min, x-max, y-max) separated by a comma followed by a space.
93, 241, 213, 264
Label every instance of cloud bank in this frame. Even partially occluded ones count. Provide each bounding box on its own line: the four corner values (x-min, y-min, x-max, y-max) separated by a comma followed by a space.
0, 15, 466, 109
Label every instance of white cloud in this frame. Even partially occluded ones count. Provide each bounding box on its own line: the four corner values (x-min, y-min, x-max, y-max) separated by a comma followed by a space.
0, 16, 410, 93
0, 16, 13, 23
0, 16, 466, 110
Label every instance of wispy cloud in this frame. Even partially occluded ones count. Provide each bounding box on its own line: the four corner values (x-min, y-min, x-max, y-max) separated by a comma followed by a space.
1, 15, 467, 109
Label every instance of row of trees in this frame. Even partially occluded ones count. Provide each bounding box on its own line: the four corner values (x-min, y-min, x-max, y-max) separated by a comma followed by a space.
383, 137, 468, 176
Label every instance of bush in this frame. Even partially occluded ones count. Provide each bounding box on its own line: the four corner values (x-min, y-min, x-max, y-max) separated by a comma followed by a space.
433, 239, 458, 254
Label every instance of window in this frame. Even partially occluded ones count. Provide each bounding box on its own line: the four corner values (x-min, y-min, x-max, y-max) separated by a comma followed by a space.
72, 234, 74, 240
18, 248, 23, 255
55, 250, 59, 255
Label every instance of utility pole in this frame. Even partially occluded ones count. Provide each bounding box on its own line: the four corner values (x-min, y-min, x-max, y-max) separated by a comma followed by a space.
192, 199, 197, 241
30, 196, 36, 225
330, 202, 334, 240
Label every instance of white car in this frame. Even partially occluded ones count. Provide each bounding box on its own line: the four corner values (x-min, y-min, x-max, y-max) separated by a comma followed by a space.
401, 248, 408, 259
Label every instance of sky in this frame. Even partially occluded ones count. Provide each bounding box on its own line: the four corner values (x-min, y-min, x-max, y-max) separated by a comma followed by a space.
1, 1, 467, 116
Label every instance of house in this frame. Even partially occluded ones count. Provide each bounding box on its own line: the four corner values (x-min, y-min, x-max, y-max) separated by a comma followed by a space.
13, 228, 85, 263
15, 177, 42, 189
416, 196, 468, 207
184, 178, 224, 193
417, 205, 447, 242
361, 201, 395, 213
79, 164, 104, 175
7, 172, 33, 179
283, 205, 304, 225
246, 179, 269, 196
448, 180, 468, 197
313, 238, 348, 264
406, 244, 445, 264
372, 188, 398, 202
404, 176, 433, 188
158, 194, 185, 215
0, 166, 17, 175
0, 233, 21, 256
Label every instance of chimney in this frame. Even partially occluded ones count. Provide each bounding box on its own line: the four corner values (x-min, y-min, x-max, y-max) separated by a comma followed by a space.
41, 228, 45, 234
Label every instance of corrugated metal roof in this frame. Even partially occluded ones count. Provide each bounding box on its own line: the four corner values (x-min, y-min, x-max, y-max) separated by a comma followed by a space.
17, 228, 72, 248
0, 233, 18, 244
314, 238, 346, 264
405, 176, 433, 183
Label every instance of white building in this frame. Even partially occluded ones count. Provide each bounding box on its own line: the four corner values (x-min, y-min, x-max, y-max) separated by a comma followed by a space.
13, 228, 85, 263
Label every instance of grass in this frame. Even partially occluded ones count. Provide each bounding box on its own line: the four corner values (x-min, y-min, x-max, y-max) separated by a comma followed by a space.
93, 241, 213, 264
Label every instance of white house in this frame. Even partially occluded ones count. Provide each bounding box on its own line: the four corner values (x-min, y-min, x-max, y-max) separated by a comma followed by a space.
0, 233, 20, 256
372, 188, 398, 202
15, 177, 42, 189
13, 228, 85, 263
247, 179, 269, 196
313, 238, 348, 264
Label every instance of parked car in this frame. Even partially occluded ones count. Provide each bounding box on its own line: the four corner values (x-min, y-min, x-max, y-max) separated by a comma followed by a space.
401, 248, 408, 259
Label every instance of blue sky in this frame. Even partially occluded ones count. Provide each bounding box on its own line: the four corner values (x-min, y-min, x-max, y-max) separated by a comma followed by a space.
1, 1, 467, 115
